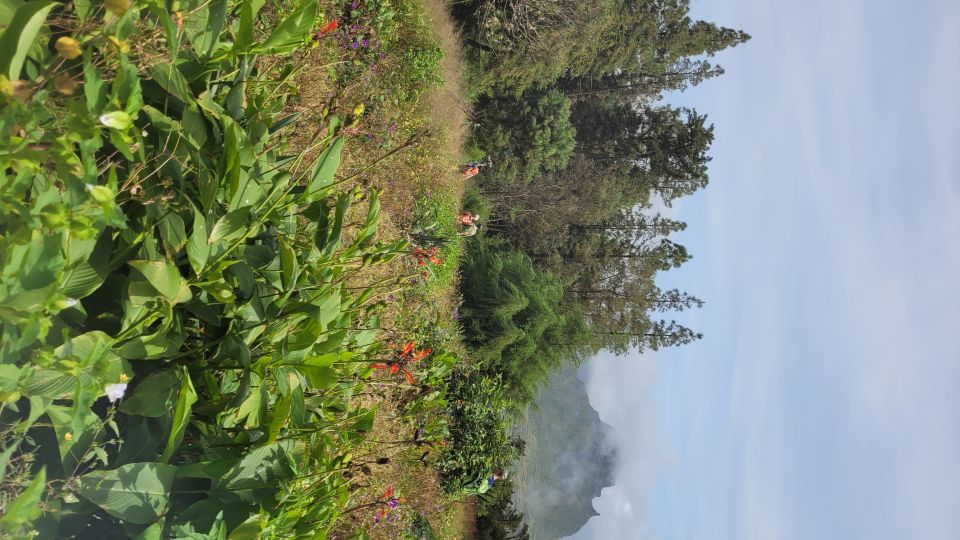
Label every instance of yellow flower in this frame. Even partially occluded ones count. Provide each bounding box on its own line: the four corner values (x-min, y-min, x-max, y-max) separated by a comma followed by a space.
104, 0, 130, 16
352, 102, 365, 117
119, 373, 129, 383
106, 36, 130, 54
55, 37, 82, 60
0, 76, 30, 101
53, 74, 78, 95
64, 432, 73, 442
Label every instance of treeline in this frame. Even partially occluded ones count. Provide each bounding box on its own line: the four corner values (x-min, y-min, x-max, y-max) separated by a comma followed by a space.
436, 0, 747, 510
455, 0, 748, 394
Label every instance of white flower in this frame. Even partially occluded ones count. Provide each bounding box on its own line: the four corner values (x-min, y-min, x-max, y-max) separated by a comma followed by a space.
104, 383, 127, 403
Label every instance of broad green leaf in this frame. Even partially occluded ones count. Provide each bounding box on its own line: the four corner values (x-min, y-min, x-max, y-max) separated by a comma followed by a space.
76, 462, 176, 524
354, 187, 381, 248
181, 106, 208, 149
117, 324, 185, 360
119, 369, 180, 417
266, 393, 291, 443
235, 0, 266, 51
226, 516, 260, 539
0, 0, 25, 24
0, 1, 56, 79
161, 365, 197, 462
129, 260, 190, 304
268, 113, 299, 134
181, 0, 227, 58
321, 193, 350, 257
208, 208, 252, 245
142, 105, 181, 133
314, 329, 347, 354
0, 467, 45, 529
159, 213, 188, 257
0, 363, 19, 394
252, 0, 317, 54
231, 382, 264, 429
83, 51, 107, 114
22, 369, 74, 399
297, 365, 337, 390
187, 207, 210, 274
279, 239, 297, 290
133, 521, 164, 540
151, 62, 194, 103
219, 442, 294, 490
306, 136, 344, 199
61, 232, 111, 299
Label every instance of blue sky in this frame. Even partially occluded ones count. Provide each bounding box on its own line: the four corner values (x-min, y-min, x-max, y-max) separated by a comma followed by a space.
570, 0, 960, 538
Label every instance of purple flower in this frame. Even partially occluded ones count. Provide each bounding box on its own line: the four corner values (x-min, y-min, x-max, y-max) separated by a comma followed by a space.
351, 1, 358, 8
388, 122, 397, 134
453, 309, 460, 320
351, 42, 359, 49
361, 38, 369, 47
389, 499, 398, 508
380, 52, 387, 60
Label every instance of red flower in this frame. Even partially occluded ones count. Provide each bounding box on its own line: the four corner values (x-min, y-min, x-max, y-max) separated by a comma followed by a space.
390, 364, 399, 374
411, 348, 432, 362
371, 363, 388, 369
382, 487, 394, 499
429, 256, 444, 265
403, 370, 417, 385
399, 341, 415, 358
320, 19, 339, 35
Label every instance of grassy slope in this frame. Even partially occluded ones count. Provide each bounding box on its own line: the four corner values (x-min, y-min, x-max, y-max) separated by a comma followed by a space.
289, 0, 474, 537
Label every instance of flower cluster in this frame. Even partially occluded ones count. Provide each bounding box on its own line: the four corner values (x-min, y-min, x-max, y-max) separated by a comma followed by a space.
412, 245, 443, 267
371, 340, 432, 384
373, 486, 402, 524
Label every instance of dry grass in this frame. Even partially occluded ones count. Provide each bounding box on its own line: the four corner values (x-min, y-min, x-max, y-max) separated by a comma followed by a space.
284, 0, 476, 538
422, 0, 473, 169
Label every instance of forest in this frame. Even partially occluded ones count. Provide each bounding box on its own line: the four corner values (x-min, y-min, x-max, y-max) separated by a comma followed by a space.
450, 0, 749, 536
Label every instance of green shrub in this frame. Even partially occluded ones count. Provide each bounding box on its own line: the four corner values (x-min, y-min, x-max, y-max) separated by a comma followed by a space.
436, 370, 522, 492
471, 87, 576, 186
459, 238, 589, 403
0, 1, 405, 537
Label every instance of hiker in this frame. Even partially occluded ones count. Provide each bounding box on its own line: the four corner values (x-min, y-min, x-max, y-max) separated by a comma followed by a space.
461, 468, 507, 495
456, 211, 479, 225
461, 162, 480, 178
458, 222, 481, 237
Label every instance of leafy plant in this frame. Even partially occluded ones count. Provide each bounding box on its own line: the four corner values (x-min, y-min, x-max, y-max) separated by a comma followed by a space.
0, 0, 407, 536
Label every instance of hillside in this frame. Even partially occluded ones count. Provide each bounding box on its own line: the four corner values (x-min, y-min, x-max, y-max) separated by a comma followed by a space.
514, 365, 618, 540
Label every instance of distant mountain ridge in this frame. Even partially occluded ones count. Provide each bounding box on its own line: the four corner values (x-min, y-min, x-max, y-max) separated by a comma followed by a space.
513, 364, 617, 540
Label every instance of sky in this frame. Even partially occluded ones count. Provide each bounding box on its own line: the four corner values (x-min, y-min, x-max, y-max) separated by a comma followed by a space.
569, 0, 960, 539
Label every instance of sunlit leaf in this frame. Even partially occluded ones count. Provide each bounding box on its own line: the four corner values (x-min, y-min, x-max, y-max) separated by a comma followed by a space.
76, 462, 176, 524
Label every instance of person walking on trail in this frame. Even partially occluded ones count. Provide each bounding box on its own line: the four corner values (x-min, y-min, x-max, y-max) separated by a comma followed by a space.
456, 211, 479, 225
458, 222, 481, 237
461, 468, 507, 495
461, 162, 481, 178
